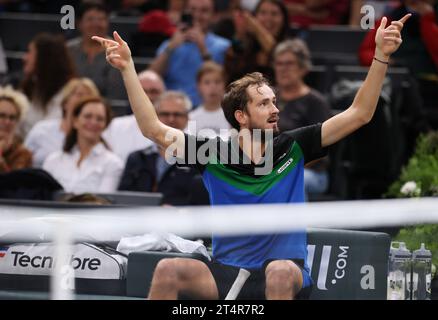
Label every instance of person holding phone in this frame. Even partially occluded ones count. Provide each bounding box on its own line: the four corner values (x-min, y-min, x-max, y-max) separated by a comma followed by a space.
224, 0, 291, 84
149, 0, 231, 107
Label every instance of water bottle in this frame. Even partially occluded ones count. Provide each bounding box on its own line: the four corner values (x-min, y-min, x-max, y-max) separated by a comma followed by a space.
387, 242, 412, 300
412, 243, 432, 300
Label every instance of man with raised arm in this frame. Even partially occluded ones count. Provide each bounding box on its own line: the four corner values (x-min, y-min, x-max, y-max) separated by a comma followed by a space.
93, 13, 410, 300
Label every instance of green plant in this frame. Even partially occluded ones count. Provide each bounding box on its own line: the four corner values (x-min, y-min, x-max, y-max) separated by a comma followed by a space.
387, 131, 438, 198
386, 131, 438, 271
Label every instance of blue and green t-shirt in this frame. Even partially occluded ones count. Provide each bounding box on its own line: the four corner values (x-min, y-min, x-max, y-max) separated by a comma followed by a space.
182, 124, 326, 284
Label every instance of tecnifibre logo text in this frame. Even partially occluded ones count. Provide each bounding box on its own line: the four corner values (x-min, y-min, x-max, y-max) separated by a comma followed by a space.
10, 251, 101, 271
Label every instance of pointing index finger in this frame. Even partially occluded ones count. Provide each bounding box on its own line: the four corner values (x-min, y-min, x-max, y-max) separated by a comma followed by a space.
91, 36, 118, 48
113, 31, 125, 45
399, 13, 412, 24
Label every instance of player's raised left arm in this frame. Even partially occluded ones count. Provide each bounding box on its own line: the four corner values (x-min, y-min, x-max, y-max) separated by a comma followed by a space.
321, 14, 411, 148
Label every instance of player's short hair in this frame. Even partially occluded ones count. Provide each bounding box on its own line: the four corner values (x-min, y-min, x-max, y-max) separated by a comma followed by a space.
222, 72, 272, 130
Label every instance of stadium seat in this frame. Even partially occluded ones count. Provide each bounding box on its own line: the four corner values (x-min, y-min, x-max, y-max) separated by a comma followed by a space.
332, 65, 410, 87
0, 12, 147, 76
109, 16, 141, 43
325, 66, 412, 200
126, 228, 390, 300
298, 26, 367, 65
304, 65, 331, 94
0, 12, 140, 52
108, 99, 132, 117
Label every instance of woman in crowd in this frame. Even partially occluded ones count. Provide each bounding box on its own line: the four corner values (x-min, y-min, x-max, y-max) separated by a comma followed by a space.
224, 0, 291, 83
274, 39, 332, 197
0, 86, 32, 172
20, 33, 76, 136
67, 2, 126, 100
25, 78, 100, 168
43, 96, 123, 193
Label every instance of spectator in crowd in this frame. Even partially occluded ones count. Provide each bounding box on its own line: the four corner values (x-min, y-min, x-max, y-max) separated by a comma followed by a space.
20, 33, 76, 137
149, 0, 230, 107
132, 9, 176, 57
189, 61, 230, 139
0, 86, 32, 172
359, 0, 438, 109
224, 0, 291, 84
211, 0, 243, 41
118, 0, 185, 23
103, 70, 164, 163
25, 78, 100, 168
67, 2, 127, 100
118, 91, 207, 206
284, 0, 350, 28
43, 96, 123, 193
274, 39, 331, 196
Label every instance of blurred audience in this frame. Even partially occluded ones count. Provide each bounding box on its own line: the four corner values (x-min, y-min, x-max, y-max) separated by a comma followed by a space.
189, 61, 230, 139
103, 70, 164, 163
359, 0, 438, 74
118, 91, 208, 205
67, 2, 127, 100
0, 0, 80, 13
149, 0, 230, 107
1, 0, 436, 203
284, 0, 350, 27
43, 96, 123, 193
25, 78, 100, 168
132, 9, 177, 57
274, 39, 331, 196
224, 0, 291, 84
20, 33, 76, 137
118, 0, 185, 23
0, 85, 32, 173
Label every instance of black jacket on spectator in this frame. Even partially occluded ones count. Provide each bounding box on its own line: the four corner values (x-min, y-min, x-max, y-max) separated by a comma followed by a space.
118, 146, 209, 206
0, 168, 63, 200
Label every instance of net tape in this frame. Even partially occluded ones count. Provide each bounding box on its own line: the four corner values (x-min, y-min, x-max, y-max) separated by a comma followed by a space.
1, 198, 438, 242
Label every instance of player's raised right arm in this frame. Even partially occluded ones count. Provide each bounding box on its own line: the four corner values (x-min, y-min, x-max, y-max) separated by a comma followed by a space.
92, 31, 185, 151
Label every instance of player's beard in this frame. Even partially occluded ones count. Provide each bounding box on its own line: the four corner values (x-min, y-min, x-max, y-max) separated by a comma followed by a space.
248, 126, 280, 143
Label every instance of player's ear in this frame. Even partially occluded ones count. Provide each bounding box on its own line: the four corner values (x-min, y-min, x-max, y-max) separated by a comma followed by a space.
235, 109, 247, 127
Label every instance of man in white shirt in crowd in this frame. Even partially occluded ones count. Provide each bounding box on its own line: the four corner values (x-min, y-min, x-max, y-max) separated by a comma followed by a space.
189, 61, 231, 140
118, 91, 209, 206
103, 70, 165, 163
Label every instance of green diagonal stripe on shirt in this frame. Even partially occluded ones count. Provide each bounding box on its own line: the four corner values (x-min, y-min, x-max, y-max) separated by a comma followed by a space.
205, 142, 303, 196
